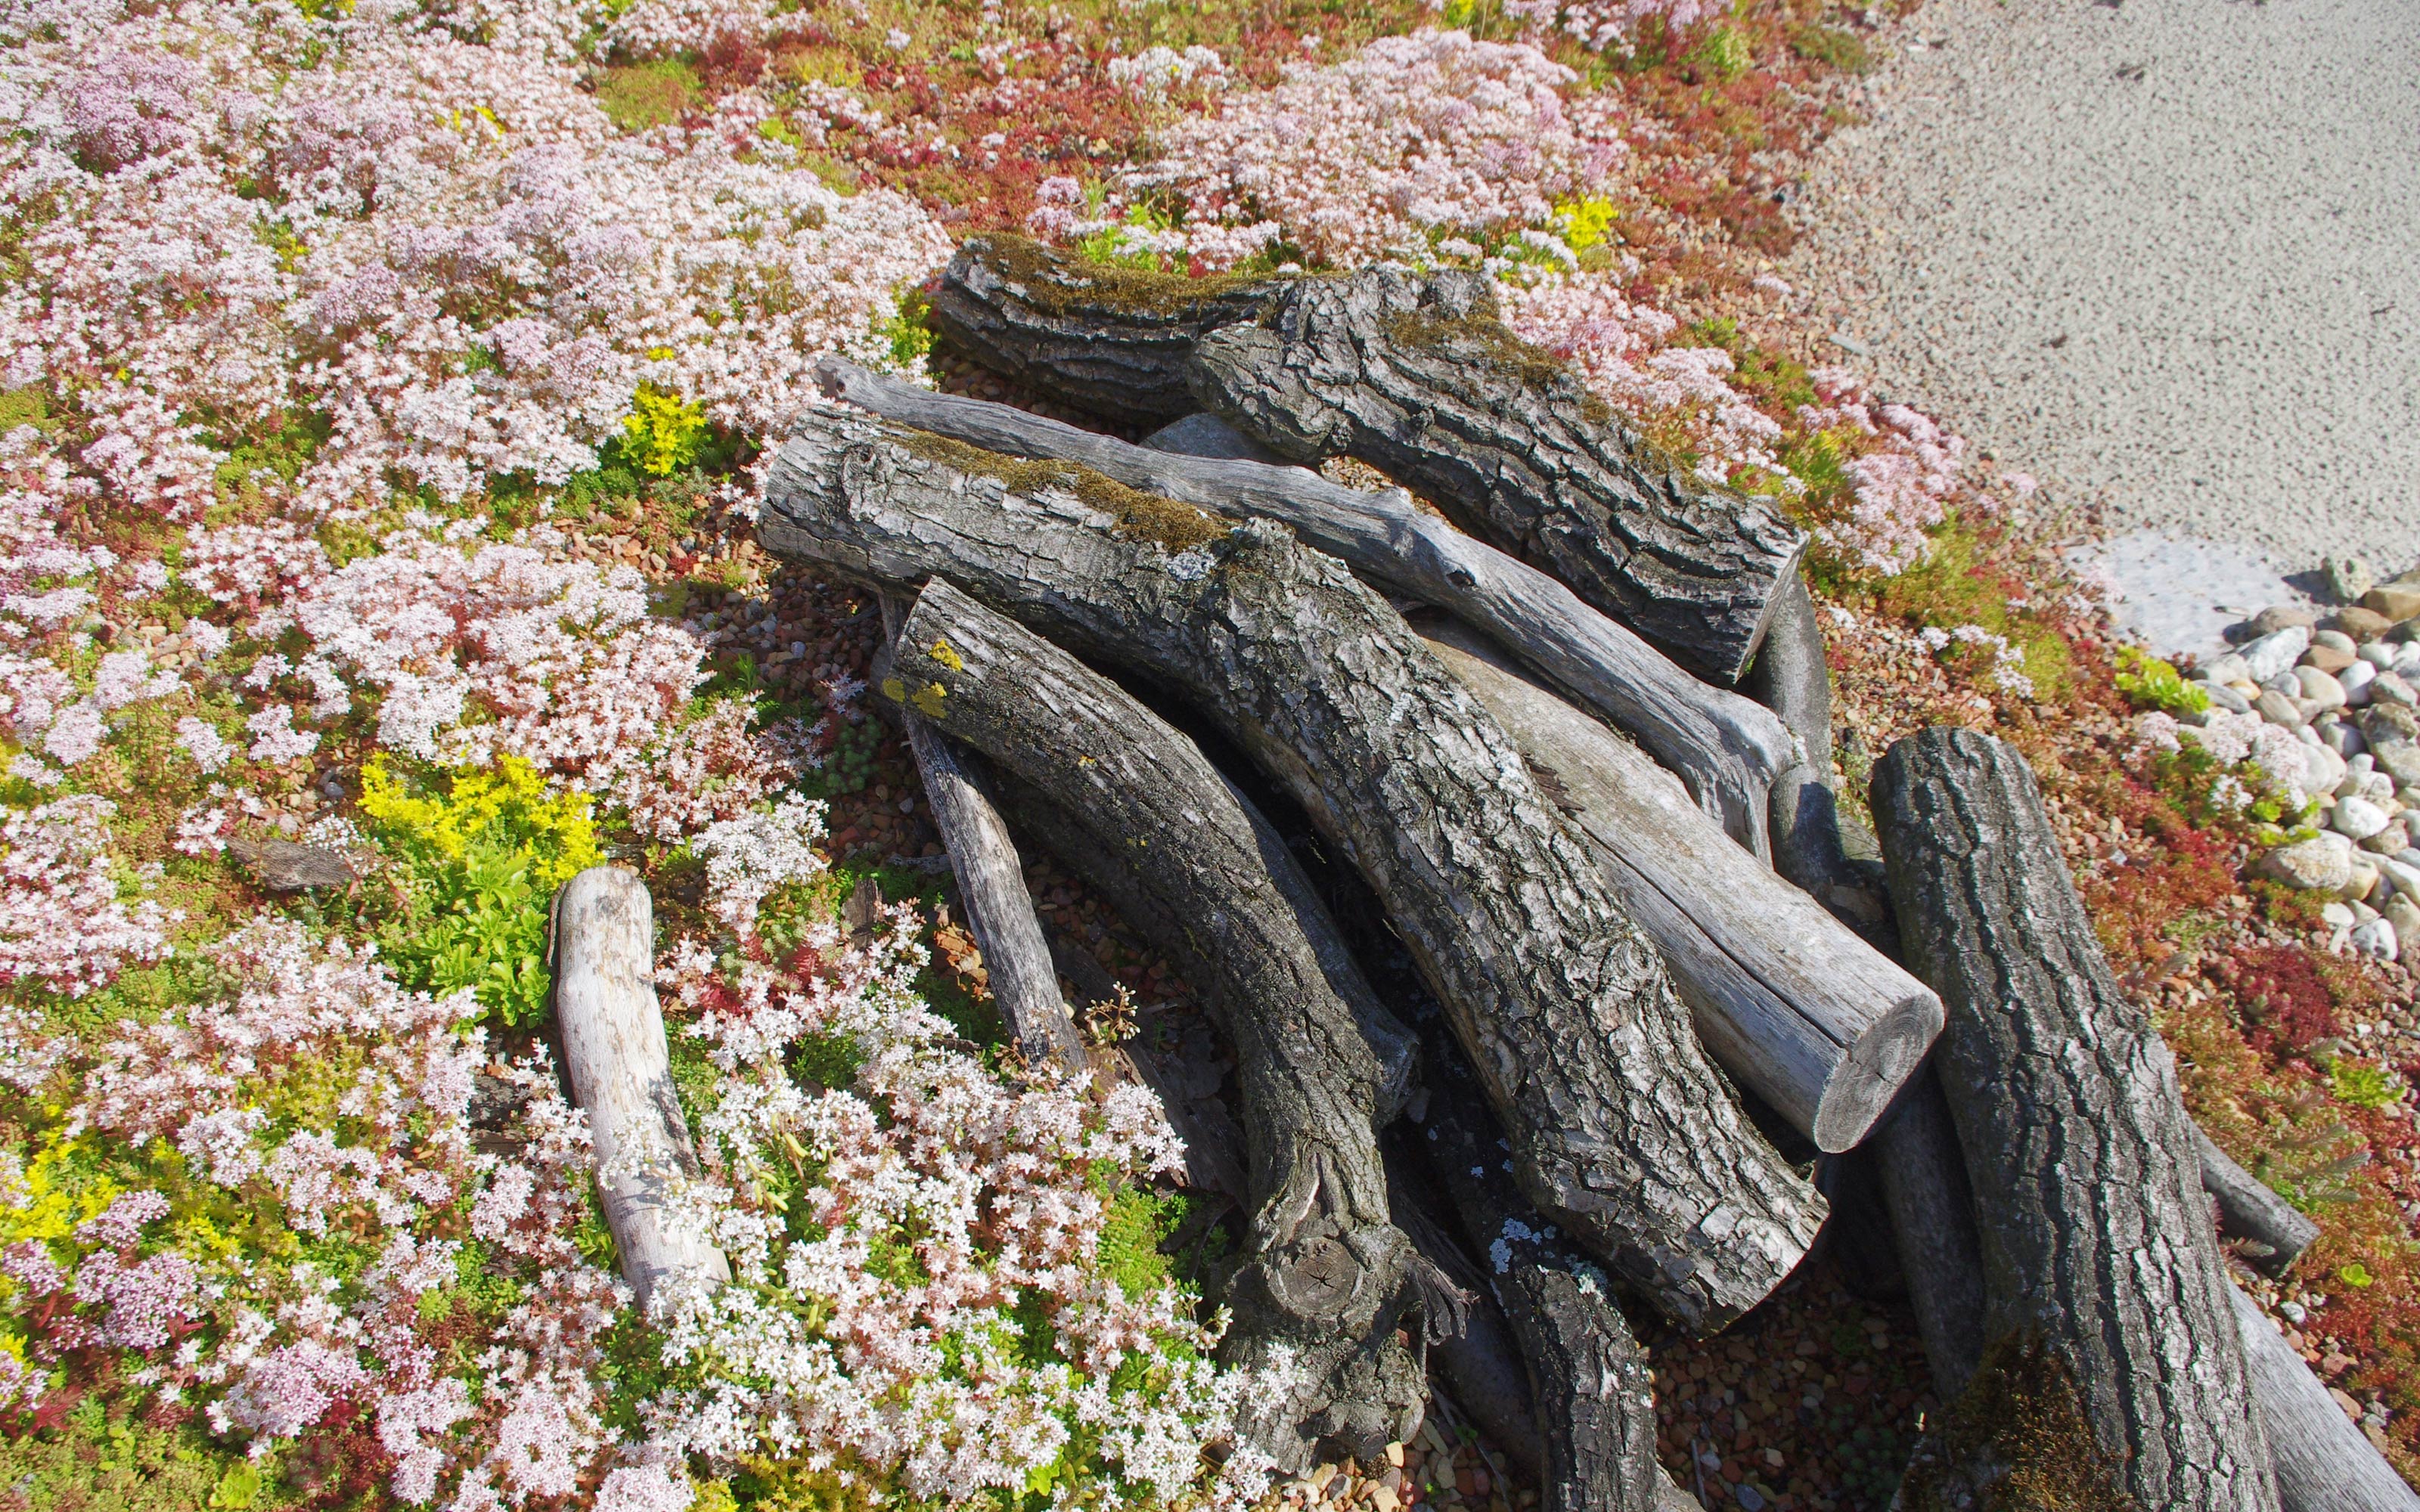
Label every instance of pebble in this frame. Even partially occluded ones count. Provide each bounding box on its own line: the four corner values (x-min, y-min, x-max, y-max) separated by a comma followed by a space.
2389, 894, 2420, 949
2242, 625, 2313, 681
2351, 916, 2400, 961
2305, 643, 2357, 674
2256, 689, 2307, 727
2375, 671, 2418, 708
2314, 627, 2361, 655
2248, 606, 2318, 640
2198, 652, 2253, 684
2363, 642, 2402, 670
2203, 681, 2253, 714
2325, 902, 2359, 930
2327, 556, 2376, 603
2338, 606, 2395, 642
2318, 717, 2364, 757
2367, 584, 2420, 622
2341, 659, 2378, 703
2297, 666, 2348, 709
2262, 837, 2353, 894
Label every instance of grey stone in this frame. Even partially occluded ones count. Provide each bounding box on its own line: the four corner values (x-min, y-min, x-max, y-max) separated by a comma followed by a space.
2261, 837, 2353, 893
2326, 555, 2377, 603
2387, 893, 2420, 951
2382, 857, 2420, 899
2364, 821, 2412, 855
2360, 642, 2400, 669
2256, 689, 2306, 727
2342, 658, 2378, 704
2296, 665, 2348, 708
2374, 670, 2418, 708
2318, 715, 2365, 756
2242, 624, 2313, 680
2313, 627, 2360, 655
2197, 652, 2252, 684
2323, 901, 2360, 929
2351, 916, 2399, 961
2248, 605, 2318, 639
2335, 795, 2392, 840
2202, 681, 2253, 714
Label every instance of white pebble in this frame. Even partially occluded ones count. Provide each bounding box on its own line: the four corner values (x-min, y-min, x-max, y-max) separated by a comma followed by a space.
2337, 795, 2392, 840
2198, 652, 2253, 684
2374, 671, 2418, 708
2342, 659, 2378, 703
2351, 916, 2400, 961
2361, 642, 2400, 670
2243, 626, 2313, 681
2297, 666, 2348, 709
2324, 901, 2359, 928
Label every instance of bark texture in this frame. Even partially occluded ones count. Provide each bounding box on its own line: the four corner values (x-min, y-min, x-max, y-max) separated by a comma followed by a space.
818, 358, 1795, 853
1410, 1009, 1670, 1512
927, 234, 1288, 424
880, 593, 1087, 1072
885, 578, 1430, 1467
1869, 1063, 1988, 1399
1184, 265, 1807, 683
2195, 1126, 2320, 1280
1873, 727, 2279, 1512
551, 868, 730, 1310
2229, 1284, 2420, 1512
760, 408, 1823, 1329
1418, 618, 1941, 1151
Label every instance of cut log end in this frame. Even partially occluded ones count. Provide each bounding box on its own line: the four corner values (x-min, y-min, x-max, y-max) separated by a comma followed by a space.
1812, 989, 1947, 1153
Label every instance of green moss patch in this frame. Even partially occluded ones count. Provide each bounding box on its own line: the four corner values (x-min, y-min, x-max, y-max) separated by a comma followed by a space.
895, 429, 1227, 553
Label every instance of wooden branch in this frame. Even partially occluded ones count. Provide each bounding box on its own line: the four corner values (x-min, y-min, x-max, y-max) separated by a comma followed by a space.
1868, 1063, 1988, 1399
551, 867, 730, 1310
1409, 1011, 1671, 1512
2229, 1283, 2420, 1512
927, 234, 1290, 424
1873, 727, 2279, 1511
1185, 265, 1807, 684
878, 593, 1087, 1072
886, 578, 1428, 1467
1416, 618, 1941, 1151
816, 358, 1794, 854
761, 408, 1823, 1330
2196, 1126, 2322, 1280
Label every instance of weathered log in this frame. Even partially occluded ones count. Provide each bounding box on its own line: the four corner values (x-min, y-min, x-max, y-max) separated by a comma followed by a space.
927, 235, 1290, 425
1415, 618, 1941, 1151
886, 578, 1431, 1467
1873, 727, 2279, 1511
551, 867, 730, 1310
2197, 1126, 2321, 1280
761, 408, 1823, 1329
2229, 1283, 2420, 1512
1184, 265, 1807, 684
816, 358, 1794, 853
1869, 1063, 1989, 1399
1408, 1008, 1673, 1512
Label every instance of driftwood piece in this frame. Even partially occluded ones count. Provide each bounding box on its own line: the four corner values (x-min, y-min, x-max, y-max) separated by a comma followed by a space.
2229, 1284, 2420, 1512
886, 578, 1430, 1467
816, 358, 1794, 853
226, 836, 355, 891
1184, 265, 1807, 684
551, 867, 730, 1310
1873, 727, 2279, 1511
928, 235, 1289, 424
1410, 1011, 1674, 1512
761, 408, 1823, 1329
1416, 620, 1941, 1151
2197, 1126, 2322, 1280
878, 593, 1087, 1071
1869, 1063, 1989, 1398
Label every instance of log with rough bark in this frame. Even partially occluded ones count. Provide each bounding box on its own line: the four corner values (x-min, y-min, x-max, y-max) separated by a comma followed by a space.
1415, 618, 1941, 1151
816, 358, 1795, 854
1184, 264, 1807, 684
1408, 1007, 1679, 1512
1868, 1063, 1988, 1399
927, 234, 1290, 425
761, 407, 1824, 1329
883, 577, 1432, 1467
932, 238, 1807, 682
1873, 727, 2279, 1512
2229, 1284, 2420, 1512
2196, 1126, 2321, 1280
551, 867, 731, 1310
878, 593, 1088, 1073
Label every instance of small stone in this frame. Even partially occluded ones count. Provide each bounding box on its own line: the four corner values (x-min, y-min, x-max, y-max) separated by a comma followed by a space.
2297, 666, 2348, 709
1736, 1489, 1767, 1512
1385, 1444, 1405, 1470
2261, 838, 2353, 893
2361, 641, 2400, 669
2255, 689, 2306, 727
2307, 740, 2350, 792
2201, 681, 2253, 714
2365, 583, 2420, 622
2314, 628, 2360, 655
2197, 652, 2252, 684
2350, 858, 2384, 902
2351, 916, 2400, 961
2245, 605, 2317, 639
2388, 893, 2420, 947
2327, 556, 2376, 603
2363, 822, 2411, 856
2342, 659, 2378, 704
2324, 901, 2358, 929
2242, 624, 2313, 680
2335, 795, 2391, 840
2374, 671, 2418, 708
2304, 643, 2356, 674
2335, 607, 2395, 642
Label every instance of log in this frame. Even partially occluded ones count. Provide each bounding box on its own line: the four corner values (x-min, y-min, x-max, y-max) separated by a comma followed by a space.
1743, 575, 1890, 931
551, 867, 731, 1310
885, 578, 1430, 1467
879, 593, 1088, 1073
1869, 1063, 1988, 1399
1408, 1007, 1672, 1512
2197, 1126, 2321, 1280
1184, 265, 1807, 684
1415, 618, 1941, 1151
816, 358, 1795, 854
761, 408, 1824, 1329
927, 234, 1290, 425
2229, 1282, 2420, 1512
1873, 727, 2279, 1511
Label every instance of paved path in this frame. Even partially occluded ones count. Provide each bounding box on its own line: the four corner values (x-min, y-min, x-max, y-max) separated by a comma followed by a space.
1786, 0, 2420, 651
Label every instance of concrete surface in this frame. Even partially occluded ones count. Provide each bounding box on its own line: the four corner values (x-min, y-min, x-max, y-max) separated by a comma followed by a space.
1786, 0, 2420, 590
